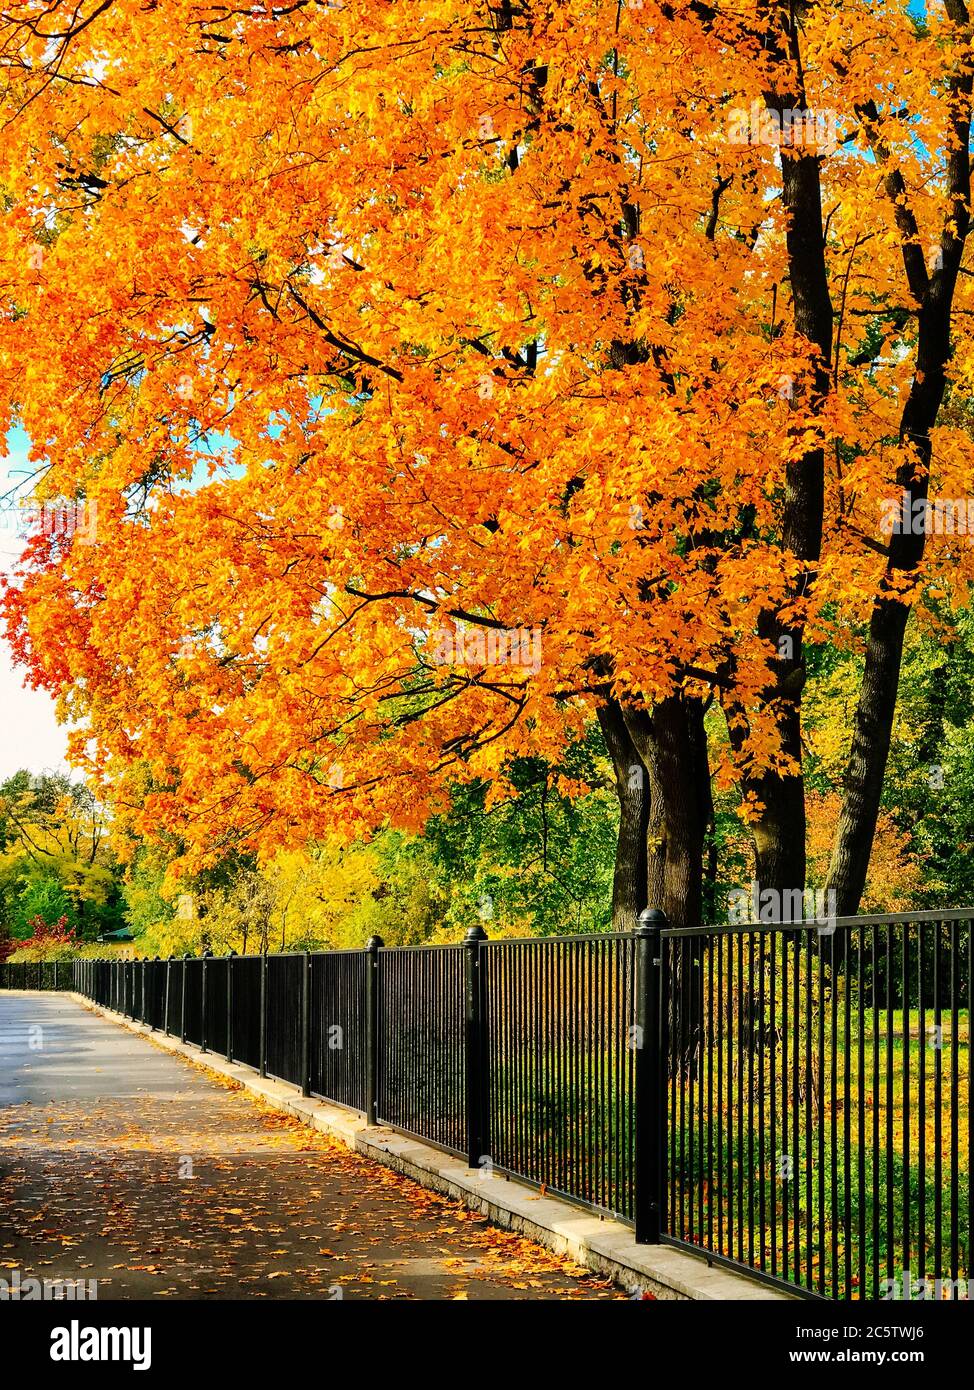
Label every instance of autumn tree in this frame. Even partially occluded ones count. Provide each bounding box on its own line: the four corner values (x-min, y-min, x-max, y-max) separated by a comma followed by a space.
1, 1, 973, 931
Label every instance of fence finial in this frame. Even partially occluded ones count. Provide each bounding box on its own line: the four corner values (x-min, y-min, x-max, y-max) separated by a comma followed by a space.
637, 907, 666, 932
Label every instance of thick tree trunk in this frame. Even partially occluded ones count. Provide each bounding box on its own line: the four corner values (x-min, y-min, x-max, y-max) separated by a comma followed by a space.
597, 690, 713, 936
750, 768, 807, 904
623, 694, 711, 933
622, 694, 712, 1075
827, 600, 910, 916
725, 659, 808, 904
617, 702, 666, 910
653, 696, 705, 931
827, 320, 953, 914
596, 700, 650, 933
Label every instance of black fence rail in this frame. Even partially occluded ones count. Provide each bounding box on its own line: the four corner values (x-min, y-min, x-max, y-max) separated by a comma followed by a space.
204, 956, 229, 1058
4, 908, 970, 1301
265, 953, 305, 1088
183, 958, 203, 1043
166, 958, 183, 1036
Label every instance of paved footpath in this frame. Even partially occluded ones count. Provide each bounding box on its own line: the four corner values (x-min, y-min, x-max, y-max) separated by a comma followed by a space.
0, 993, 622, 1300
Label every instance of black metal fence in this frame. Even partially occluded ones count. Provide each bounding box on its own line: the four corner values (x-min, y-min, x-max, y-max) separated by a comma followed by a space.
663, 912, 972, 1301
377, 944, 467, 1155
0, 960, 73, 991
3, 909, 970, 1301
484, 934, 637, 1219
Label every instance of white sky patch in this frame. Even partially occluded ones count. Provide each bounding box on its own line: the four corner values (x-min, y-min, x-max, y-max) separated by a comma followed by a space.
0, 429, 75, 779
82, 56, 111, 83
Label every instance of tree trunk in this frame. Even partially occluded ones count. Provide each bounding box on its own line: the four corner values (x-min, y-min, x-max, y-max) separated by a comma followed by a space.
827, 598, 910, 916
596, 699, 650, 932
620, 694, 711, 932
724, 661, 808, 904
723, 17, 833, 905
622, 694, 712, 1076
828, 75, 970, 914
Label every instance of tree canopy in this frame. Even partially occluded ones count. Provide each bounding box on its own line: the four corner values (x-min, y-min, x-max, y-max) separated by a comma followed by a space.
2, 1, 973, 930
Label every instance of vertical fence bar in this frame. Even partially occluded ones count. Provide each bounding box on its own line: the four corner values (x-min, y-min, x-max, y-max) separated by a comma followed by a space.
181, 953, 189, 1044
635, 908, 665, 1244
201, 949, 211, 1053
226, 951, 236, 1063
463, 925, 489, 1170
301, 950, 312, 1097
259, 949, 268, 1079
164, 957, 172, 1036
364, 935, 383, 1125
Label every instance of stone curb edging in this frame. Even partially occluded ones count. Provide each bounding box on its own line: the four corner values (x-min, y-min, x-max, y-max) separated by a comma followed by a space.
67, 992, 792, 1302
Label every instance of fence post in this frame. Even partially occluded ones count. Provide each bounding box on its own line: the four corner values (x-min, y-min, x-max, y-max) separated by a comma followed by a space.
364, 935, 384, 1126
139, 959, 147, 1026
164, 957, 172, 1036
301, 951, 312, 1097
181, 954, 189, 1044
201, 949, 212, 1052
635, 908, 666, 1245
259, 949, 268, 1079
226, 951, 236, 1063
463, 924, 489, 1172
149, 958, 159, 1030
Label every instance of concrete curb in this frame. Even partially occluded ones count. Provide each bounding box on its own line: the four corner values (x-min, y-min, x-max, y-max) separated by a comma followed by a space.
68, 992, 792, 1302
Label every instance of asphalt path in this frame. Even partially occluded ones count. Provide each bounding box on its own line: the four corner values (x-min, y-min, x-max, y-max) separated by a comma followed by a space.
0, 992, 623, 1300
